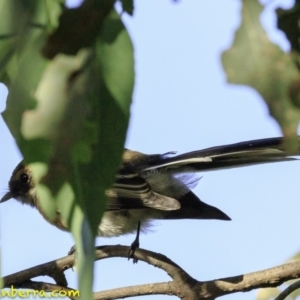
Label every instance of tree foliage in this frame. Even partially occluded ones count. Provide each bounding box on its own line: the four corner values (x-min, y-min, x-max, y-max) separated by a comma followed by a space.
0, 0, 299, 299
0, 0, 134, 298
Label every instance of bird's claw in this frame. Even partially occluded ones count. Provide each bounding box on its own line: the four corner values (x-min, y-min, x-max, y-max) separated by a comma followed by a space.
128, 236, 139, 263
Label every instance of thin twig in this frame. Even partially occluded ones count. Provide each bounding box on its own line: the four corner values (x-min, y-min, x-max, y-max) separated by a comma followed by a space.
275, 280, 300, 300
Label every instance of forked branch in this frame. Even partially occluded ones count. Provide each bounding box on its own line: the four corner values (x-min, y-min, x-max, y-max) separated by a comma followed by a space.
2, 245, 300, 299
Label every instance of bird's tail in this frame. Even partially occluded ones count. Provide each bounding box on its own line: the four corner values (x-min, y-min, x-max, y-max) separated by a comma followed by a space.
161, 191, 231, 220
144, 137, 299, 173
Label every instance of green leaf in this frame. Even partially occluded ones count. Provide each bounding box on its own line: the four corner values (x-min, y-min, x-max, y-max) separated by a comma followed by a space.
288, 250, 300, 262
0, 3, 134, 299
2, 31, 48, 140
0, 38, 16, 83
71, 9, 134, 234
42, 1, 115, 59
256, 287, 281, 300
120, 0, 134, 16
98, 9, 135, 112
221, 0, 300, 150
1, 0, 64, 140
72, 142, 93, 163
20, 138, 54, 163
21, 50, 91, 140
277, 1, 300, 53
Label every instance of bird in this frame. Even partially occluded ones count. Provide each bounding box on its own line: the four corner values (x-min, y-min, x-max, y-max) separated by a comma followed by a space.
1, 137, 299, 260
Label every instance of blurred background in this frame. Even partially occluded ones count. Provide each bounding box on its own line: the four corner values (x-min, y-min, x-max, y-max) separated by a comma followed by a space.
0, 0, 298, 299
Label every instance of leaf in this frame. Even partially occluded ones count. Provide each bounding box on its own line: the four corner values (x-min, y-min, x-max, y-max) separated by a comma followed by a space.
120, 0, 134, 16
30, 162, 58, 221
72, 8, 134, 231
1, 0, 64, 139
0, 37, 16, 83
288, 250, 300, 262
222, 0, 300, 150
277, 1, 300, 53
0, 3, 134, 298
2, 31, 48, 140
42, 0, 115, 59
20, 138, 54, 163
98, 9, 135, 113
256, 287, 281, 300
22, 10, 134, 296
21, 50, 90, 140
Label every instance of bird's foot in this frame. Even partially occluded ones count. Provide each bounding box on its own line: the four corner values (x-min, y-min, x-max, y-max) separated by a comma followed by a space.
128, 221, 141, 264
128, 238, 139, 264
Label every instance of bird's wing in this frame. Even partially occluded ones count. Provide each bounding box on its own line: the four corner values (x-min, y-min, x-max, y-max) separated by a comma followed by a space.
143, 137, 299, 172
106, 172, 180, 211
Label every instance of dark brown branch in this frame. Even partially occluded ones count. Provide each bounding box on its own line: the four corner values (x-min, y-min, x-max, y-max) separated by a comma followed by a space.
93, 282, 177, 299
94, 245, 197, 284
192, 261, 300, 298
2, 245, 300, 299
94, 246, 300, 299
94, 246, 200, 299
2, 254, 74, 287
275, 279, 300, 300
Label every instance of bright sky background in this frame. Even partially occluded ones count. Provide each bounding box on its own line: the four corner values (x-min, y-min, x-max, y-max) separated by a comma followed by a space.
0, 0, 299, 299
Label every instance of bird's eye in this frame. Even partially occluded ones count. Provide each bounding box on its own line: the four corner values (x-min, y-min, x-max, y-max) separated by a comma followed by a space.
20, 173, 29, 183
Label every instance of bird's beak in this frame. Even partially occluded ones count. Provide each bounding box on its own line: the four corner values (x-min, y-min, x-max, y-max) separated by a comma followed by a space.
0, 191, 13, 203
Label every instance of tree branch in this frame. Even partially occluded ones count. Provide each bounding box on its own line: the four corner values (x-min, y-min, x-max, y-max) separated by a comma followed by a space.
14, 280, 78, 300
2, 245, 300, 299
93, 282, 177, 299
2, 254, 74, 287
94, 245, 197, 284
194, 261, 300, 298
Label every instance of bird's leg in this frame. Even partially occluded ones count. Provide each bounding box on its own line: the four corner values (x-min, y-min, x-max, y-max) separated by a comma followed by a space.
128, 221, 141, 264
69, 222, 141, 263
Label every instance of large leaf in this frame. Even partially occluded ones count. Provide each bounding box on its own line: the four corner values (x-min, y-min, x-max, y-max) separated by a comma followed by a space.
1, 0, 64, 140
277, 1, 300, 54
0, 1, 134, 298
256, 287, 281, 300
0, 0, 63, 294
120, 0, 134, 16
20, 43, 132, 297
42, 0, 115, 58
222, 0, 300, 150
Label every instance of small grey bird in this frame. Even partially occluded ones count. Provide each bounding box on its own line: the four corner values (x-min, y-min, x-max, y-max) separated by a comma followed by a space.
1, 137, 298, 254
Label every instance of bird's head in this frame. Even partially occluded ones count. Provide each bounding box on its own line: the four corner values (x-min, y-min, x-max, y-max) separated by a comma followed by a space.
1, 162, 36, 207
